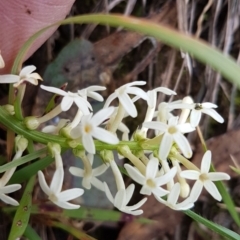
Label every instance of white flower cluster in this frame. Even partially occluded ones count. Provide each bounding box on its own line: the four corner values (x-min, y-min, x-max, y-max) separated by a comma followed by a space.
0, 66, 230, 215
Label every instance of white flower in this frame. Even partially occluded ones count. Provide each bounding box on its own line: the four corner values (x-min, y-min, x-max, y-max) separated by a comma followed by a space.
155, 183, 194, 210
104, 183, 147, 215
143, 116, 195, 160
78, 85, 106, 101
170, 101, 224, 127
0, 65, 42, 87
124, 157, 177, 197
40, 85, 92, 114
0, 183, 21, 206
79, 107, 119, 154
180, 151, 230, 201
104, 81, 148, 118
69, 154, 109, 191
38, 167, 84, 209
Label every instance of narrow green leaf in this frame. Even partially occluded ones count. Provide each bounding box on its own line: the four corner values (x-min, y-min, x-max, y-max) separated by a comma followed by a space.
9, 155, 54, 184
0, 148, 46, 173
8, 176, 35, 240
184, 209, 240, 240
23, 225, 41, 240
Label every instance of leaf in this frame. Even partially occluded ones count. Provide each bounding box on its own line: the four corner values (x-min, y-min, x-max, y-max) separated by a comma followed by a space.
8, 176, 35, 240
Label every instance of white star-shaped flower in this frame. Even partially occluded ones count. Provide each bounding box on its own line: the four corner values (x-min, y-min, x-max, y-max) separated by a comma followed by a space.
155, 183, 194, 210
78, 85, 106, 101
0, 65, 42, 87
69, 154, 109, 191
104, 183, 147, 215
124, 157, 177, 197
180, 150, 230, 201
104, 81, 148, 118
40, 85, 92, 114
38, 167, 84, 209
143, 116, 195, 160
78, 107, 119, 154
170, 101, 224, 127
0, 183, 21, 206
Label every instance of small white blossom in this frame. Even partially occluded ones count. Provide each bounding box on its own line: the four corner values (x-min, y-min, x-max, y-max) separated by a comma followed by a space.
104, 182, 147, 215
78, 107, 119, 154
170, 101, 224, 127
104, 81, 148, 118
40, 85, 92, 114
155, 183, 194, 210
38, 167, 84, 209
143, 116, 195, 160
0, 65, 42, 87
180, 151, 230, 201
0, 183, 21, 206
124, 157, 177, 197
69, 154, 109, 191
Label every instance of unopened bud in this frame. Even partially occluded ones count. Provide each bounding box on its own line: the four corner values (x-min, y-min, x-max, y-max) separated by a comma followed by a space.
3, 104, 15, 115
100, 150, 114, 163
24, 116, 40, 130
48, 142, 61, 157
15, 135, 28, 152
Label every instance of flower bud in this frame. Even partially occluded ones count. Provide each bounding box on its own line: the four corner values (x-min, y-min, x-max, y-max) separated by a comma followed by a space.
100, 150, 114, 163
24, 116, 40, 130
48, 142, 61, 157
3, 104, 15, 115
15, 135, 28, 152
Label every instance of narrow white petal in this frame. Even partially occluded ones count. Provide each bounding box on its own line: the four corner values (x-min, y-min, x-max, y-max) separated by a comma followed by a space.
126, 81, 146, 87
155, 87, 176, 95
40, 85, 66, 96
152, 187, 169, 197
126, 197, 147, 211
159, 133, 173, 160
140, 185, 152, 195
20, 65, 36, 75
126, 87, 148, 100
180, 170, 200, 180
87, 91, 104, 101
54, 201, 80, 209
74, 97, 92, 114
69, 167, 84, 177
168, 116, 179, 125
173, 132, 192, 158
92, 127, 119, 144
175, 202, 194, 210
207, 172, 230, 181
204, 180, 222, 201
61, 96, 73, 111
122, 208, 143, 216
154, 195, 167, 205
119, 93, 137, 117
92, 164, 109, 177
201, 150, 211, 173
124, 164, 145, 185
146, 158, 159, 178
202, 102, 218, 108
0, 194, 19, 206
91, 177, 105, 191
143, 121, 167, 132
57, 188, 84, 201
50, 168, 64, 194
0, 184, 21, 194
91, 107, 115, 126
125, 184, 135, 204
103, 182, 114, 203
167, 183, 180, 205
104, 92, 117, 108
0, 75, 19, 83
115, 189, 126, 209
189, 180, 203, 202
168, 103, 193, 110
82, 134, 95, 154
190, 110, 201, 127
155, 166, 177, 185
178, 123, 195, 133
201, 108, 224, 123
38, 171, 51, 196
